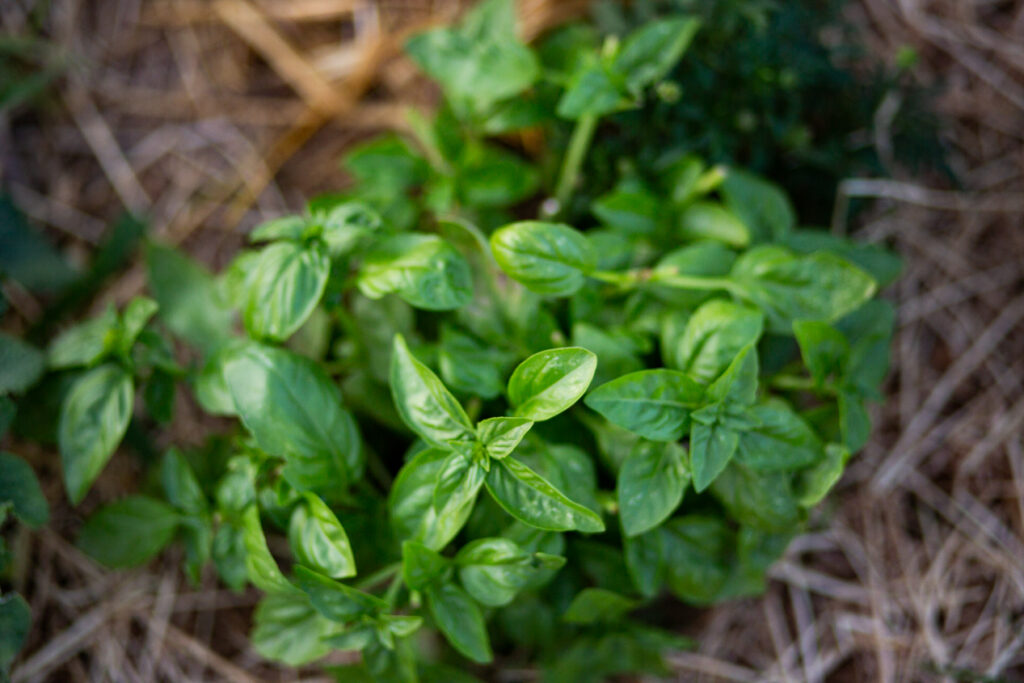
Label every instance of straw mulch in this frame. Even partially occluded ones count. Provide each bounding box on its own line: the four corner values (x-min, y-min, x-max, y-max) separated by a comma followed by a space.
2, 0, 1023, 681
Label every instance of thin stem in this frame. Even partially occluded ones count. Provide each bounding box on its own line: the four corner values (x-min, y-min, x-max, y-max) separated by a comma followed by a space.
590, 268, 742, 296
383, 573, 404, 608
548, 113, 598, 219
354, 563, 401, 591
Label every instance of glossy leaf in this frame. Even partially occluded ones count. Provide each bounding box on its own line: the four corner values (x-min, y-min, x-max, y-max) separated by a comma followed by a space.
289, 493, 356, 579
456, 537, 564, 607
241, 506, 298, 594
425, 582, 493, 664
402, 541, 449, 590
484, 457, 604, 533
562, 587, 639, 624
358, 234, 473, 311
242, 241, 330, 342
585, 369, 704, 441
690, 421, 740, 493
490, 222, 596, 296
720, 168, 795, 242
77, 496, 180, 568
507, 347, 597, 421
48, 306, 119, 369
618, 441, 689, 537
390, 335, 474, 449
251, 592, 336, 666
673, 300, 764, 384
293, 565, 386, 622
677, 202, 750, 247
389, 448, 481, 550
477, 417, 533, 459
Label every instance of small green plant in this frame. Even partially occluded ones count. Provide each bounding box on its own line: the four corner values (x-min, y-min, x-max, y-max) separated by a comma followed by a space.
2, 1, 899, 679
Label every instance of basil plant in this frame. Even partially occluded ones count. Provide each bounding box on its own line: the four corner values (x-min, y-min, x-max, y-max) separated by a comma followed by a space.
5, 1, 899, 680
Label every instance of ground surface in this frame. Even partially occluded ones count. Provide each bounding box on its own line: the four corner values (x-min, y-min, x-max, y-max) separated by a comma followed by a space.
2, 0, 1023, 681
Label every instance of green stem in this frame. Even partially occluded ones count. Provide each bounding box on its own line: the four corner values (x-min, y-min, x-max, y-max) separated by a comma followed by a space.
383, 574, 404, 608
770, 374, 837, 394
590, 268, 742, 296
354, 563, 400, 591
548, 114, 598, 219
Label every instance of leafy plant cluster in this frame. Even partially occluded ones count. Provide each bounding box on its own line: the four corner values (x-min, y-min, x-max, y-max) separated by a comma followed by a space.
0, 1, 900, 680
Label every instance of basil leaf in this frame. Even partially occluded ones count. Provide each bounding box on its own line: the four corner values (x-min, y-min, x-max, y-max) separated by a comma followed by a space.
402, 541, 449, 590
613, 16, 700, 93
720, 168, 795, 242
48, 306, 119, 369
77, 496, 180, 568
556, 64, 630, 119
730, 246, 877, 332
661, 516, 732, 604
585, 369, 704, 441
224, 343, 363, 493
571, 322, 644, 386
289, 492, 356, 579
389, 448, 480, 550
797, 443, 850, 507
839, 391, 871, 452
241, 505, 298, 594
485, 457, 604, 533
363, 637, 419, 683
251, 592, 336, 666
477, 417, 533, 459
455, 537, 564, 608
508, 347, 597, 421
117, 297, 159, 355
58, 363, 134, 504
490, 222, 596, 296
0, 333, 44, 395
0, 593, 31, 675
145, 243, 235, 354
181, 517, 212, 587
677, 202, 750, 247
618, 441, 689, 537
249, 215, 307, 243
425, 582, 493, 664
562, 587, 639, 624
293, 565, 386, 622
390, 334, 474, 449
457, 142, 540, 208
673, 300, 764, 384
0, 452, 49, 528
358, 234, 473, 311
243, 241, 330, 342
704, 344, 759, 407
735, 399, 823, 472
623, 529, 665, 598
710, 462, 801, 531
160, 448, 207, 516
591, 188, 661, 236
212, 522, 248, 591
793, 320, 850, 387
690, 421, 740, 493
320, 202, 383, 257
438, 324, 509, 400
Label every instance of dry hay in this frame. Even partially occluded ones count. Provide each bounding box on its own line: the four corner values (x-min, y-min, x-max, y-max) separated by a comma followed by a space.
2, 0, 1024, 681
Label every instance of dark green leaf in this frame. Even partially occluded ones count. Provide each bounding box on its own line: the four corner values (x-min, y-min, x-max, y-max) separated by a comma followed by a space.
672, 300, 763, 384
613, 16, 700, 92
212, 522, 248, 591
0, 333, 44, 395
797, 443, 850, 507
389, 448, 481, 550
358, 234, 473, 311
0, 452, 49, 527
704, 344, 759, 407
735, 399, 823, 472
390, 334, 474, 449
425, 582, 492, 664
585, 369, 703, 441
720, 168, 795, 242
689, 421, 739, 493
251, 592, 336, 666
77, 496, 179, 568
160, 448, 207, 516
402, 541, 449, 590
0, 592, 30, 675
556, 64, 630, 119
618, 441, 689, 537
242, 241, 330, 342
793, 320, 849, 387
484, 457, 604, 533
591, 188, 661, 235
710, 462, 801, 531
438, 325, 509, 400
47, 306, 119, 370
293, 565, 386, 622
490, 222, 596, 296
661, 516, 732, 604
562, 587, 639, 624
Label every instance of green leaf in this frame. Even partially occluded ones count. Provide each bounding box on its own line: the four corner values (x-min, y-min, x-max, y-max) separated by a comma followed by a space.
673, 300, 764, 384
477, 417, 533, 459
241, 505, 297, 594
242, 241, 330, 342
358, 234, 473, 311
592, 188, 662, 235
47, 306, 119, 369
0, 452, 49, 527
402, 541, 449, 590
289, 493, 356, 579
556, 64, 630, 119
618, 441, 689, 537
839, 391, 871, 452
797, 443, 850, 507
562, 587, 639, 624
585, 369, 704, 441
793, 320, 850, 387
485, 457, 604, 533
160, 448, 207, 516
0, 593, 30, 675
571, 322, 644, 387
730, 247, 877, 332
784, 229, 903, 288
661, 516, 732, 604
720, 168, 795, 242
389, 448, 482, 550
456, 537, 565, 608
839, 299, 896, 398
363, 637, 419, 683
319, 202, 383, 257
145, 243, 234, 354
223, 343, 363, 494
457, 142, 540, 208
77, 496, 180, 568
212, 522, 248, 591
623, 529, 665, 598
251, 592, 336, 666
425, 582, 492, 664
58, 363, 134, 504
293, 565, 386, 622
508, 347, 597, 421
689, 422, 740, 493
677, 202, 750, 247
490, 221, 596, 296
0, 333, 44, 395
344, 134, 429, 193
710, 462, 801, 531
735, 400, 823, 472
703, 344, 759, 407
249, 215, 307, 242
438, 325, 509, 400
390, 334, 474, 449
181, 517, 212, 586
117, 296, 159, 355
613, 16, 700, 93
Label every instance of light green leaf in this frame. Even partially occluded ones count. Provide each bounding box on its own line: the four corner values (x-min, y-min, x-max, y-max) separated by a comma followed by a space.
797, 443, 850, 507
585, 369, 704, 441
251, 592, 336, 666
389, 448, 481, 550
224, 343, 363, 494
618, 441, 689, 537
293, 564, 386, 622
118, 297, 159, 355
490, 221, 596, 296
0, 452, 49, 528
242, 241, 330, 342
591, 188, 662, 236
485, 457, 604, 533
556, 64, 630, 119
690, 421, 740, 493
289, 493, 356, 579
390, 335, 474, 449
160, 448, 207, 516
241, 506, 297, 594
562, 587, 639, 624
508, 347, 597, 421
720, 168, 795, 242
456, 537, 565, 608
613, 16, 700, 93
358, 234, 473, 311
48, 306, 119, 369
77, 496, 180, 568
477, 417, 533, 459
58, 363, 134, 504
673, 300, 764, 384
677, 202, 750, 247
425, 582, 493, 664
402, 541, 449, 590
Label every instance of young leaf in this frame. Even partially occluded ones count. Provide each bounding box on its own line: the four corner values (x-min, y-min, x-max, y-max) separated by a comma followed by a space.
77, 496, 180, 568
507, 347, 597, 421
425, 582, 493, 664
433, 450, 487, 512
160, 448, 207, 517
0, 452, 49, 528
212, 523, 249, 591
358, 234, 473, 311
673, 300, 764, 384
0, 333, 45, 395
242, 241, 330, 342
556, 64, 630, 119
484, 457, 604, 533
390, 448, 482, 551
320, 202, 383, 257
562, 588, 639, 624
402, 541, 449, 590
293, 565, 386, 622
59, 363, 134, 504
456, 537, 565, 607
249, 215, 308, 242
690, 422, 740, 493
618, 441, 689, 537
797, 443, 851, 507
704, 344, 759, 408
117, 297, 159, 354
613, 16, 700, 93
241, 506, 298, 594
438, 324, 509, 400
676, 202, 750, 247
390, 334, 475, 449
793, 320, 850, 387
719, 168, 795, 242
289, 493, 357, 579
735, 400, 823, 472
477, 417, 533, 459
47, 306, 119, 369
251, 592, 336, 666
584, 369, 703, 441
490, 222, 596, 296
223, 343, 363, 493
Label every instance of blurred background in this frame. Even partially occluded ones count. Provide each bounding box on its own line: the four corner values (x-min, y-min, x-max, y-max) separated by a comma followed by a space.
2, 0, 1023, 680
